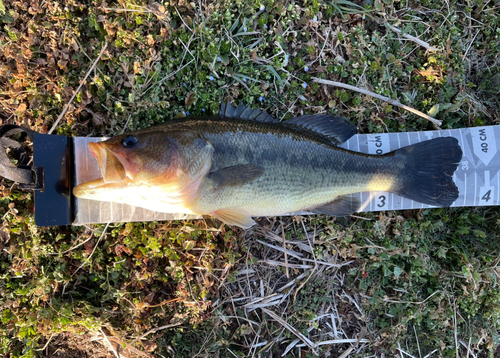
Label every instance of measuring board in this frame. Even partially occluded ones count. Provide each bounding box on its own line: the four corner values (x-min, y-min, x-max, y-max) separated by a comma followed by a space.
72, 125, 500, 225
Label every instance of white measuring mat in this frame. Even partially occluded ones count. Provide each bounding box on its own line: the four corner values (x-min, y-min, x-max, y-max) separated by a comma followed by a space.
73, 125, 500, 225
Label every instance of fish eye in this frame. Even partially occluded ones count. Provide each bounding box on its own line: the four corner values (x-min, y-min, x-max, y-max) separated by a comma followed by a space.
121, 136, 138, 147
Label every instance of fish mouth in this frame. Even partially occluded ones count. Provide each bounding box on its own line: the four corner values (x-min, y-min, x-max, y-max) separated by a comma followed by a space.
89, 142, 126, 183
73, 141, 139, 200
73, 178, 132, 200
73, 178, 107, 199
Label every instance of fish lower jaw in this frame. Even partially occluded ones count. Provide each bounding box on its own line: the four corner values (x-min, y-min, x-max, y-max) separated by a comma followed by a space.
116, 198, 196, 214
81, 196, 196, 215
74, 187, 196, 215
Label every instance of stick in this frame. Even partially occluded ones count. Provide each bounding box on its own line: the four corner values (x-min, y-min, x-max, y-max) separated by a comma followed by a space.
280, 221, 289, 278
292, 218, 318, 304
99, 328, 120, 358
135, 322, 183, 341
48, 42, 108, 134
261, 308, 318, 352
71, 222, 110, 277
312, 77, 442, 127
385, 23, 440, 52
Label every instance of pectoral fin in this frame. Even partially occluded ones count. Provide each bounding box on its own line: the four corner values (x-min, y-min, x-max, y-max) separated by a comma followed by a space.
212, 208, 256, 229
209, 164, 265, 188
309, 195, 361, 217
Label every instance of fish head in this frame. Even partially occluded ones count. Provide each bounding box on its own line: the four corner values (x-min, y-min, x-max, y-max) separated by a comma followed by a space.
73, 131, 185, 203
73, 129, 214, 211
89, 131, 181, 184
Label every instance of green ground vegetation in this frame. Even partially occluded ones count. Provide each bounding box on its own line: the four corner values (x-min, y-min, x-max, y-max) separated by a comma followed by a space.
1, 0, 500, 357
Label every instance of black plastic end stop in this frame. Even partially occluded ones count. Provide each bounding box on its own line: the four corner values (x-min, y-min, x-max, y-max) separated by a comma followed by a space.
34, 134, 73, 226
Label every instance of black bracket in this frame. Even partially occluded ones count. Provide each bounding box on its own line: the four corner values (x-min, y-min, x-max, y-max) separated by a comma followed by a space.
0, 124, 44, 190
0, 124, 73, 226
33, 133, 73, 226
18, 165, 44, 191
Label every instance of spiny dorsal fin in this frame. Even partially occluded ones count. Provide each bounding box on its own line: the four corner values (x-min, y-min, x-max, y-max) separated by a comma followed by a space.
286, 114, 357, 145
220, 100, 275, 122
308, 194, 361, 217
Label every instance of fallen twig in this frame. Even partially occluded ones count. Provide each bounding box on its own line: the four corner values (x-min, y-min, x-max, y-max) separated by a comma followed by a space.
256, 239, 303, 259
71, 222, 110, 277
293, 218, 318, 304
385, 23, 440, 52
99, 329, 120, 358
135, 322, 183, 341
261, 308, 318, 353
281, 221, 290, 278
312, 77, 442, 127
49, 42, 108, 134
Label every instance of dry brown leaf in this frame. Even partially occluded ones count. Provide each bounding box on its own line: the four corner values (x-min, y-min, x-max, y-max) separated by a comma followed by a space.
15, 103, 27, 117
90, 112, 106, 126
415, 67, 442, 82
64, 86, 74, 99
148, 2, 168, 20
29, 96, 39, 110
22, 48, 33, 60
57, 60, 68, 71
134, 61, 141, 74
147, 35, 155, 46
185, 91, 196, 106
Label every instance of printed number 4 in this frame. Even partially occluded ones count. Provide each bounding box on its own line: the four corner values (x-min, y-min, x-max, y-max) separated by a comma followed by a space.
482, 190, 491, 202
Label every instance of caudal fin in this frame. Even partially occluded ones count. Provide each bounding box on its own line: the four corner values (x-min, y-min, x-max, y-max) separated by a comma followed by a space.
393, 137, 462, 207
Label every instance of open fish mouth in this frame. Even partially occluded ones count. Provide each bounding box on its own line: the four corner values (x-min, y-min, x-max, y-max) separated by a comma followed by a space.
88, 142, 126, 184
73, 142, 129, 200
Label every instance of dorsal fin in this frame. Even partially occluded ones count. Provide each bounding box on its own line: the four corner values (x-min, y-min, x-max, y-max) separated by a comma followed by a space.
219, 101, 357, 145
286, 114, 357, 145
220, 100, 275, 122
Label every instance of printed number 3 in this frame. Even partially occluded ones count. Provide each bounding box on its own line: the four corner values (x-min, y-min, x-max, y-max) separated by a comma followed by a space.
377, 195, 386, 207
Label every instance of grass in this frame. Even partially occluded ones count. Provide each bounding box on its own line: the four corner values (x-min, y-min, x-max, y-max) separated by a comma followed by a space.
1, 0, 500, 357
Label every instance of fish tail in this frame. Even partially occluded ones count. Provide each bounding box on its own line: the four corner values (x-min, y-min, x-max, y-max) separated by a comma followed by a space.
392, 137, 462, 206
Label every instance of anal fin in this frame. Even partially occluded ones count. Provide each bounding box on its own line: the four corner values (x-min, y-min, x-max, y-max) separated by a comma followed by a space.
309, 195, 361, 217
212, 208, 256, 229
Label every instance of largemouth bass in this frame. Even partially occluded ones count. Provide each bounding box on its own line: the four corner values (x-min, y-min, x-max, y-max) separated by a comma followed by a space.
73, 102, 463, 228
